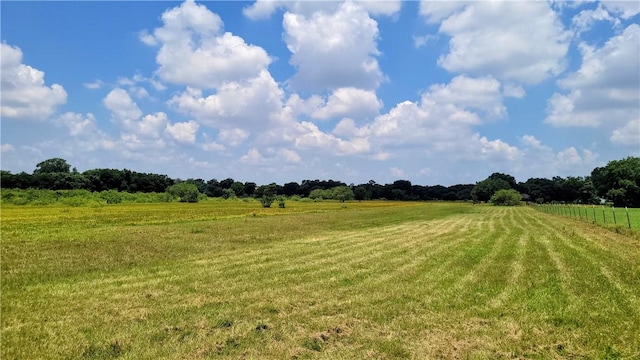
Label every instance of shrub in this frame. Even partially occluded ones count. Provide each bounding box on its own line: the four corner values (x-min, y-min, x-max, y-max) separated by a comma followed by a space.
99, 190, 122, 204
221, 188, 236, 200
261, 195, 275, 208
166, 183, 200, 203
490, 189, 522, 206
278, 196, 286, 208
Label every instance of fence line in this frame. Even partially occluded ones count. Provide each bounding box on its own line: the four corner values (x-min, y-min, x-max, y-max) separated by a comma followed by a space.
532, 203, 637, 230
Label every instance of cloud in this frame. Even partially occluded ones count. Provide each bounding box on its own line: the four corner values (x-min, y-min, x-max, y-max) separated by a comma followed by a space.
138, 113, 169, 137
357, 1, 401, 17
201, 141, 225, 152
240, 148, 264, 165
141, 0, 271, 89
294, 121, 370, 155
283, 1, 385, 91
165, 120, 199, 144
336, 75, 520, 163
601, 0, 640, 19
413, 34, 436, 48
279, 148, 302, 164
168, 70, 284, 129
0, 43, 67, 120
218, 128, 249, 146
517, 134, 598, 177
310, 87, 382, 120
520, 134, 544, 149
243, 0, 400, 20
419, 1, 468, 24
56, 112, 98, 136
390, 167, 405, 178
610, 119, 640, 145
103, 88, 142, 122
425, 75, 506, 122
83, 79, 105, 90
52, 112, 116, 152
545, 24, 639, 131
1, 144, 15, 153
425, 1, 570, 84
572, 4, 618, 36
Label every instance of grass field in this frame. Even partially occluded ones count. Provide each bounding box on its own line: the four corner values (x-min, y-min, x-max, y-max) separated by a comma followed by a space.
2, 201, 639, 359
534, 204, 640, 231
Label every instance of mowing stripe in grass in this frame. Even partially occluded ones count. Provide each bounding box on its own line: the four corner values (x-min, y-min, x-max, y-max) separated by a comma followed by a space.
3, 203, 640, 359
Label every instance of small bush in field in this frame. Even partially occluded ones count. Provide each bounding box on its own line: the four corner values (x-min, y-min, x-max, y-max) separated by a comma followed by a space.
490, 189, 522, 206
278, 197, 286, 208
261, 195, 275, 208
166, 183, 200, 203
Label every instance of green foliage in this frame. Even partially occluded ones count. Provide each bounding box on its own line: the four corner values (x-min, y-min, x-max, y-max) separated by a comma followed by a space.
277, 196, 286, 208
592, 157, 640, 207
308, 186, 354, 202
166, 183, 200, 203
309, 188, 330, 200
221, 188, 236, 200
472, 177, 511, 202
353, 186, 367, 201
0, 189, 175, 206
261, 195, 275, 208
33, 158, 71, 174
332, 186, 354, 202
99, 190, 122, 204
490, 189, 522, 206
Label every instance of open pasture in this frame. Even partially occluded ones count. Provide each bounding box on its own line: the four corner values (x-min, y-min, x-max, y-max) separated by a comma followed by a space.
2, 201, 639, 359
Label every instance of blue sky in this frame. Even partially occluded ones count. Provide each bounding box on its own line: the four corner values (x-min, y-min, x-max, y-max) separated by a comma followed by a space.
1, 0, 639, 186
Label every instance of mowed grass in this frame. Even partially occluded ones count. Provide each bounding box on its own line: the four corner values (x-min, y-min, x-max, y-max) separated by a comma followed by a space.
2, 201, 639, 359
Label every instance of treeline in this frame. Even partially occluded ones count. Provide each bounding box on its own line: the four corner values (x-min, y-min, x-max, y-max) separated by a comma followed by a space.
1, 156, 639, 207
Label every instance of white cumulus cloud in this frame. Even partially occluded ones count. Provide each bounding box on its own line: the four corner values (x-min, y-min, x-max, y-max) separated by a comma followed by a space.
545, 24, 639, 132
165, 120, 199, 144
240, 148, 264, 165
426, 1, 570, 84
610, 119, 640, 145
168, 70, 284, 129
0, 43, 67, 120
283, 1, 385, 91
56, 112, 98, 136
142, 0, 271, 89
218, 128, 249, 147
103, 88, 142, 122
243, 0, 400, 20
311, 87, 382, 120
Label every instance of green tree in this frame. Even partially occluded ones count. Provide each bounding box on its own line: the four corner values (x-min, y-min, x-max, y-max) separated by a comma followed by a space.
332, 186, 354, 202
471, 177, 511, 202
221, 188, 236, 199
166, 182, 200, 203
490, 189, 522, 206
309, 189, 329, 200
353, 186, 367, 201
230, 181, 246, 197
591, 157, 640, 207
260, 183, 278, 207
33, 158, 71, 174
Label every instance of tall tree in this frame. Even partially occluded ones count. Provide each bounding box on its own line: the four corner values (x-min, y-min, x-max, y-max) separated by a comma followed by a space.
591, 157, 640, 207
33, 158, 71, 174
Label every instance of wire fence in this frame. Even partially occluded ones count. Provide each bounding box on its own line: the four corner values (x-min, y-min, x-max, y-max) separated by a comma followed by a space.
533, 204, 640, 231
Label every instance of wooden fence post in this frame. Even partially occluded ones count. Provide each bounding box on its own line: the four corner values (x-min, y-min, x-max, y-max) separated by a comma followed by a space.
612, 206, 617, 225
626, 207, 631, 229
